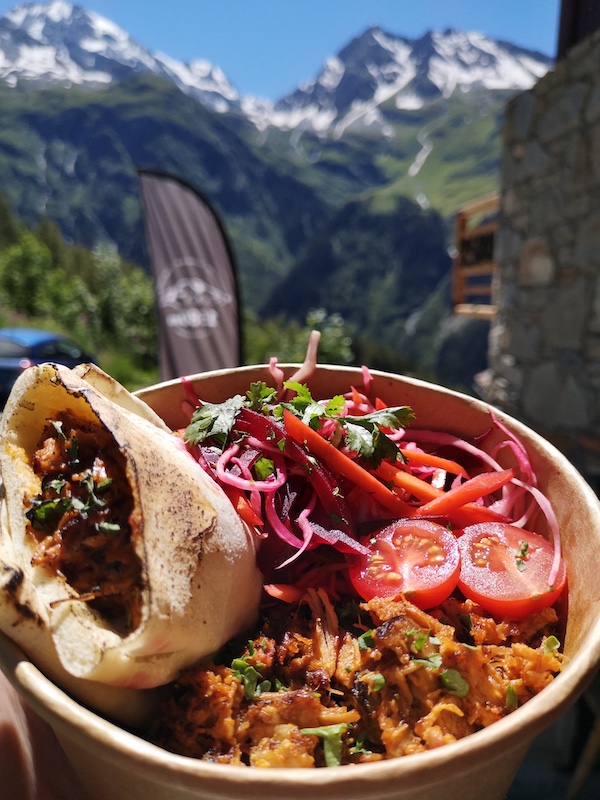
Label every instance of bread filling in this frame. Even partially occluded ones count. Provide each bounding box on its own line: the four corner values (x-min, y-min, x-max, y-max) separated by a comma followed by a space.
25, 413, 143, 635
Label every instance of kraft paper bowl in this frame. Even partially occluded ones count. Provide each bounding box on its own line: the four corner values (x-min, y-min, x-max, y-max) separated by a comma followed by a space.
2, 365, 600, 800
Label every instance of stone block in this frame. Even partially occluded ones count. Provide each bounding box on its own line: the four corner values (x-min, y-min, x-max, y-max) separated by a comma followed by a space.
518, 237, 555, 287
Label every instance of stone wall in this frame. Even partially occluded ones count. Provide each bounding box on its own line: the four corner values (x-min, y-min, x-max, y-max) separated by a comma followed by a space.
484, 27, 600, 480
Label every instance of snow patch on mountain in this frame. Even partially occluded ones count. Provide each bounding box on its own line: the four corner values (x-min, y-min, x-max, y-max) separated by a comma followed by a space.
261, 26, 551, 134
0, 2, 552, 134
0, 0, 242, 110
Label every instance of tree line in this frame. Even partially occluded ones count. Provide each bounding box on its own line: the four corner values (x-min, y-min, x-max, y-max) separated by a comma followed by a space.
0, 194, 357, 390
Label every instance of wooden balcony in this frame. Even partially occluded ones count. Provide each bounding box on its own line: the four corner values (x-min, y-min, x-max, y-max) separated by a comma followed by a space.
452, 193, 499, 318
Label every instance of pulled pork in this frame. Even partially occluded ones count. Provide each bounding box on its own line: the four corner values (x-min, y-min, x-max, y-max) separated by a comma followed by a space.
26, 414, 143, 634
153, 588, 562, 767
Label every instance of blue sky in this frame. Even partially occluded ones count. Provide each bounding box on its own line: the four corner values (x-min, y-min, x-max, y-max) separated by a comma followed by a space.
0, 1, 562, 99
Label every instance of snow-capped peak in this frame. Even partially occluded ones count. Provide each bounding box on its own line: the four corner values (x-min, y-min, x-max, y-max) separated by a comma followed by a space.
0, 5, 552, 134
0, 1, 241, 110
262, 25, 551, 134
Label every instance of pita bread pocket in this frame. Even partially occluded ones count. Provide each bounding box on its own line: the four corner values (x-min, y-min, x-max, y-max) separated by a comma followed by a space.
0, 363, 263, 699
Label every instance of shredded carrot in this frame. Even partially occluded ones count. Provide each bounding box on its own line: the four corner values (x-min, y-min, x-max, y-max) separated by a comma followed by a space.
415, 468, 515, 517
283, 409, 412, 517
375, 461, 507, 525
376, 461, 441, 503
399, 448, 469, 479
225, 486, 263, 527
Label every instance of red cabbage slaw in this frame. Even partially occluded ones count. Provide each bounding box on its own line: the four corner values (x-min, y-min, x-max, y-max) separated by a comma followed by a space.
180, 338, 563, 599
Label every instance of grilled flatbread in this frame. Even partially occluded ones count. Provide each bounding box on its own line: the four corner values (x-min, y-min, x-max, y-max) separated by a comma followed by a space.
0, 363, 262, 700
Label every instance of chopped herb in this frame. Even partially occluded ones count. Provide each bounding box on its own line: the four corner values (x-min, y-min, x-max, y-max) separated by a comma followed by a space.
80, 472, 107, 511
246, 381, 277, 411
515, 540, 529, 571
349, 730, 372, 757
66, 434, 79, 465
254, 456, 275, 481
26, 496, 78, 530
44, 477, 67, 494
184, 395, 245, 449
505, 683, 519, 709
357, 630, 375, 650
230, 657, 271, 700
98, 521, 121, 534
543, 635, 561, 653
412, 653, 443, 669
440, 668, 470, 698
408, 630, 428, 653
370, 672, 386, 692
300, 723, 348, 767
283, 381, 345, 426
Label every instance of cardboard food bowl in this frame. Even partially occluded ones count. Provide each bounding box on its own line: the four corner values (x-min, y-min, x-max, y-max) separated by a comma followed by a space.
2, 364, 600, 800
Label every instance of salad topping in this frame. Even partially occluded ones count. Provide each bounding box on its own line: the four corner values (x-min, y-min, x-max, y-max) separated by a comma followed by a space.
152, 340, 567, 767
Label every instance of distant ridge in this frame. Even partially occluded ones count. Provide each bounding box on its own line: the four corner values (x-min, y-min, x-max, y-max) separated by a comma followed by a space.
0, 2, 552, 135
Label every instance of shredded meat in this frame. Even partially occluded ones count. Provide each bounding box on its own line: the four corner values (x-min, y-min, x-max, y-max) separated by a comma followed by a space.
152, 590, 563, 767
26, 413, 143, 634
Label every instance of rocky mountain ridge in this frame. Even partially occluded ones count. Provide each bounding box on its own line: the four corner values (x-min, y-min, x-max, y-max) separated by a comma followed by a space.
0, 1, 552, 135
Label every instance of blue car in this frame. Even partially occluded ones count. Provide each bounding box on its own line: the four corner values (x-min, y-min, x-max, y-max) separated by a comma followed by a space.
0, 328, 96, 403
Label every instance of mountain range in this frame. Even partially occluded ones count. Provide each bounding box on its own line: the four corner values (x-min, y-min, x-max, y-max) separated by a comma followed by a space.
0, 1, 552, 387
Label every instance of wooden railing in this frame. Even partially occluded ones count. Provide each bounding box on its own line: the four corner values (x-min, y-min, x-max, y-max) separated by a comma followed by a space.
452, 193, 500, 318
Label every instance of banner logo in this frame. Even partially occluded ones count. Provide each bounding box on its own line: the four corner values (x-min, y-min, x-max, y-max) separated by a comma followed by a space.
156, 257, 233, 339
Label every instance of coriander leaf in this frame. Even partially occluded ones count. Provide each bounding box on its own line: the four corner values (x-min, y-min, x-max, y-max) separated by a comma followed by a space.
282, 381, 340, 428
357, 630, 375, 650
254, 456, 275, 480
26, 497, 75, 530
345, 406, 415, 432
80, 472, 107, 511
370, 672, 386, 692
246, 381, 277, 411
230, 657, 271, 700
283, 380, 313, 411
98, 521, 121, 534
340, 407, 414, 468
300, 724, 348, 767
350, 730, 372, 757
505, 683, 519, 709
43, 477, 67, 494
324, 395, 346, 417
282, 382, 346, 427
344, 421, 377, 459
408, 630, 428, 653
440, 668, 470, 698
543, 635, 561, 653
412, 653, 443, 669
184, 395, 245, 448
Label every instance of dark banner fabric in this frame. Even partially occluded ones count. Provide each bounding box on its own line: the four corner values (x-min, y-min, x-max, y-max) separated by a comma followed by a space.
138, 169, 242, 381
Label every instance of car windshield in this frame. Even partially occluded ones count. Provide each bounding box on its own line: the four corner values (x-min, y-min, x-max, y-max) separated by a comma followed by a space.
0, 339, 30, 358
38, 340, 84, 360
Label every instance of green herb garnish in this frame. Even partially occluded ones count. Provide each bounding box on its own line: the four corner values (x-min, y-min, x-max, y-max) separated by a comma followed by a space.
300, 723, 348, 767
440, 668, 470, 698
543, 635, 561, 653
357, 630, 375, 650
505, 683, 519, 709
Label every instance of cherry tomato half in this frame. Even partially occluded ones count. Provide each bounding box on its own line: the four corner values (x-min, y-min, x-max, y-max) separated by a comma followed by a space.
347, 519, 461, 609
457, 522, 567, 619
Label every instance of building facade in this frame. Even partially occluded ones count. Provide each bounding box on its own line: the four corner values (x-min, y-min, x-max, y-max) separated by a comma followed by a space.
484, 27, 600, 482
